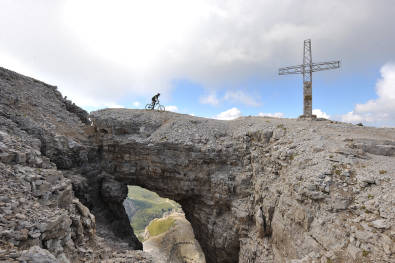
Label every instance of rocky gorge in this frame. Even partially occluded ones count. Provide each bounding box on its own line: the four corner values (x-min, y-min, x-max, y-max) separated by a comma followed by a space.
0, 67, 394, 262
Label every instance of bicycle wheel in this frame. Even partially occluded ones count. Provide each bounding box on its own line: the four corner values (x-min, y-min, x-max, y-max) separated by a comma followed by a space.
145, 104, 153, 110
158, 105, 165, 111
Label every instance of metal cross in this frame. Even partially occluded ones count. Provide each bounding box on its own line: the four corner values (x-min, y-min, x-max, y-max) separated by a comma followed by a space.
279, 39, 340, 118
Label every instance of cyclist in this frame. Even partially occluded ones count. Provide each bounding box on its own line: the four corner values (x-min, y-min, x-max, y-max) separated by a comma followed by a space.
151, 93, 160, 107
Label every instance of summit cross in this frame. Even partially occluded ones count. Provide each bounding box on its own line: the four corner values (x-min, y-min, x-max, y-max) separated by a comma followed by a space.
279, 39, 340, 118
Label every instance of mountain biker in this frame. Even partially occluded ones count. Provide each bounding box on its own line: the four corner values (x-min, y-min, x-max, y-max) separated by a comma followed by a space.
151, 93, 160, 106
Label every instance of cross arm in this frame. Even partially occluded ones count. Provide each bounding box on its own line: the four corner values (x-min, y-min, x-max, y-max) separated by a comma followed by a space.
278, 64, 304, 75
279, 61, 341, 75
311, 61, 340, 72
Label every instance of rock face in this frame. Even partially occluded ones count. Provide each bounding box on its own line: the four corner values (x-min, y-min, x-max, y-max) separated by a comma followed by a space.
0, 67, 149, 262
0, 67, 92, 170
1, 67, 394, 262
90, 108, 395, 263
143, 212, 206, 263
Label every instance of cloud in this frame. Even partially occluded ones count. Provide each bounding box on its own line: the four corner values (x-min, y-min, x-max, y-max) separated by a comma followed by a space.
258, 112, 284, 118
224, 91, 261, 107
200, 93, 220, 106
132, 101, 141, 107
166, 105, 179, 112
341, 112, 364, 123
200, 90, 260, 107
0, 1, 394, 110
214, 107, 241, 120
313, 109, 330, 119
68, 96, 124, 111
340, 63, 395, 126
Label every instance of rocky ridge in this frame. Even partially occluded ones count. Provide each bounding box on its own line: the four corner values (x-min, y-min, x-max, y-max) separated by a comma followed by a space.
90, 108, 395, 263
0, 67, 149, 262
1, 66, 394, 262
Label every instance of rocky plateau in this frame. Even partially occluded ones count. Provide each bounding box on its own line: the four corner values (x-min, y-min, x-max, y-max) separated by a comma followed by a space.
0, 67, 394, 262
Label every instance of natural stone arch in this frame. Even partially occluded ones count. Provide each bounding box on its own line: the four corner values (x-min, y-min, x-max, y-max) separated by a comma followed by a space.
99, 141, 244, 263
88, 109, 276, 263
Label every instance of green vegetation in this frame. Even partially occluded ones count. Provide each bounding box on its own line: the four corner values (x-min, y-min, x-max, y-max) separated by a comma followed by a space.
379, 170, 387, 174
126, 186, 181, 241
147, 217, 176, 237
276, 124, 286, 131
362, 250, 369, 257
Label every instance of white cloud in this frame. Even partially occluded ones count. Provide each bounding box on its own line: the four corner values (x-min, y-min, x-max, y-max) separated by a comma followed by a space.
258, 112, 284, 118
200, 90, 260, 107
313, 109, 330, 119
68, 95, 124, 111
105, 103, 124, 109
224, 90, 261, 107
0, 1, 394, 109
214, 107, 241, 120
166, 105, 179, 112
200, 93, 220, 106
340, 63, 395, 126
341, 111, 364, 123
132, 101, 141, 107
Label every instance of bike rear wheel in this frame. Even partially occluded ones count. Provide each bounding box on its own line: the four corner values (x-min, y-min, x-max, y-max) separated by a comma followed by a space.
145, 103, 153, 110
158, 105, 165, 111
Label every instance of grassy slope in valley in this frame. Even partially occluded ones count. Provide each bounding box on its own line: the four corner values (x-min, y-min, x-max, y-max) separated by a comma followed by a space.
143, 213, 206, 263
126, 185, 181, 241
147, 217, 176, 237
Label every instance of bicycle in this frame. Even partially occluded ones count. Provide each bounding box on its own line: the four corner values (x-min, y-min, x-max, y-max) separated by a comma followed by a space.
145, 100, 165, 111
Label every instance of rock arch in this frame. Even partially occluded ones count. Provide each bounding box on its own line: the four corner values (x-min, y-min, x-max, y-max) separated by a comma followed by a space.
88, 109, 275, 263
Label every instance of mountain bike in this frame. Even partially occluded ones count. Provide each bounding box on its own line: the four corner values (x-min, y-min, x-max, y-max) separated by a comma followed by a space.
145, 100, 165, 111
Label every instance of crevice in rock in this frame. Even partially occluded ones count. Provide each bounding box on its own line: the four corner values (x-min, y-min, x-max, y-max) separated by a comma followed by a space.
262, 206, 275, 237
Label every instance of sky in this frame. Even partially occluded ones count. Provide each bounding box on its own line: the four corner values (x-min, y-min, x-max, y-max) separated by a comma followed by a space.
0, 0, 394, 126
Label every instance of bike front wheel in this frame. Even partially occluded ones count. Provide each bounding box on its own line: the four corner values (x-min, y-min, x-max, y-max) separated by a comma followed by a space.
158, 105, 165, 111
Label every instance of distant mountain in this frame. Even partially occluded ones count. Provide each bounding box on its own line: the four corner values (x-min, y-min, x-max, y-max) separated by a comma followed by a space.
123, 197, 138, 220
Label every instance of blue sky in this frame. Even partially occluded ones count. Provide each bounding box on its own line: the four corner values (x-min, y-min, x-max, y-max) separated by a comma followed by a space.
0, 0, 394, 126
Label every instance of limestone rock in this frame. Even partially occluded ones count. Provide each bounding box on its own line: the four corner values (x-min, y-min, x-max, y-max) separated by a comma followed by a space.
18, 246, 58, 263
0, 67, 149, 263
351, 139, 395, 156
371, 219, 390, 229
1, 67, 394, 263
90, 108, 395, 263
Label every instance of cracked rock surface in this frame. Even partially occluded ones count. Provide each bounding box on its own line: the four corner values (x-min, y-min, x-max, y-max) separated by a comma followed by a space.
91, 108, 395, 263
0, 67, 150, 262
1, 66, 394, 263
